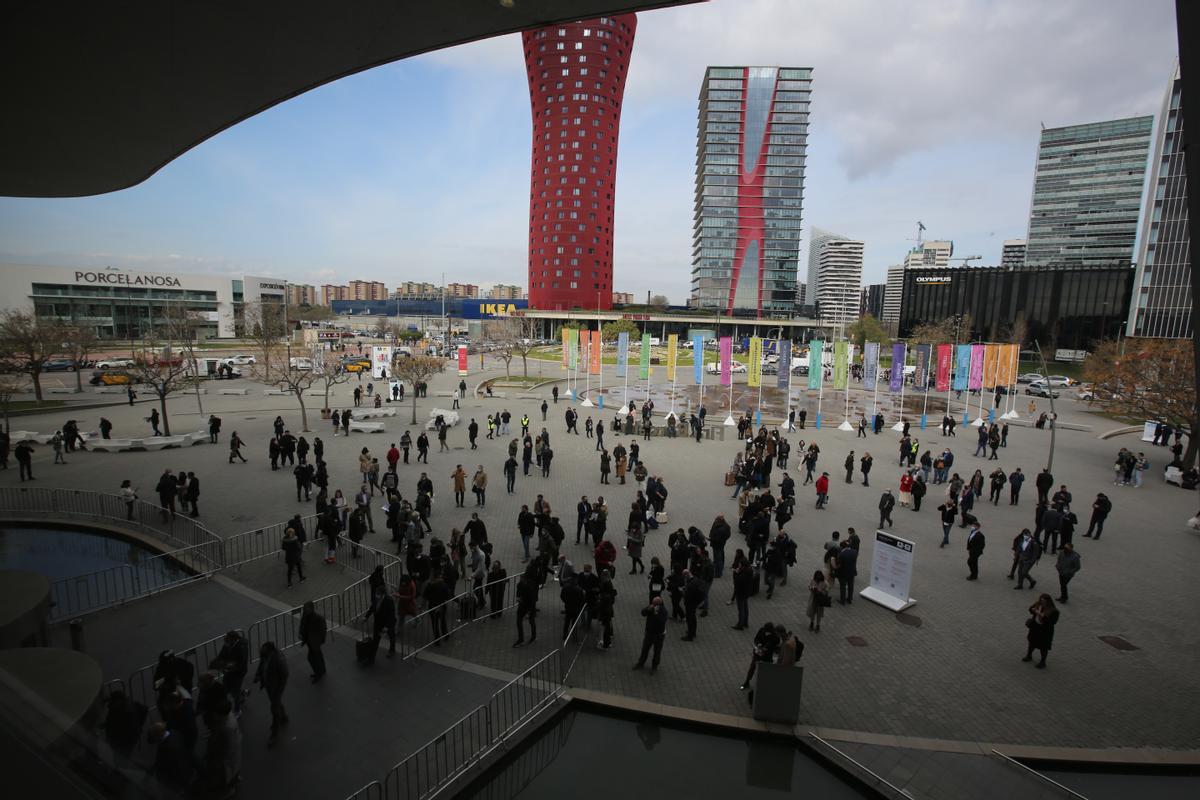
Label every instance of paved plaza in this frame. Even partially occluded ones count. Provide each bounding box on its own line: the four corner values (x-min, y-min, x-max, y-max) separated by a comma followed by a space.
6, 357, 1200, 760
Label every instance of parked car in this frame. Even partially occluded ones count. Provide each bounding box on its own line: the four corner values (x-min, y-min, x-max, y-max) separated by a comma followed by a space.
288, 357, 313, 371
1044, 374, 1074, 386
761, 363, 779, 375
705, 361, 748, 375
43, 358, 80, 372
1024, 381, 1059, 398
340, 357, 371, 373
1016, 372, 1043, 384
222, 354, 257, 366
94, 357, 135, 369
89, 370, 134, 386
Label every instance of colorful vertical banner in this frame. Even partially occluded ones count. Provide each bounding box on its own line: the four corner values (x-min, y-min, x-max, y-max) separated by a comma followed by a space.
777, 340, 791, 389
590, 330, 602, 375
969, 344, 985, 390
982, 344, 999, 389
913, 344, 931, 390
666, 334, 678, 382
561, 328, 570, 369
889, 343, 907, 393
747, 337, 762, 388
456, 345, 468, 377
615, 331, 629, 378
936, 344, 953, 392
639, 333, 651, 380
719, 336, 733, 386
568, 331, 578, 370
578, 328, 589, 372
833, 341, 849, 390
996, 343, 1016, 387
864, 342, 879, 390
807, 341, 824, 390
953, 344, 971, 390
372, 346, 393, 379
692, 334, 704, 385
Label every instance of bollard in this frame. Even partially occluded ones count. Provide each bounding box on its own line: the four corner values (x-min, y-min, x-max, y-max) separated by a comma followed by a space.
69, 618, 84, 652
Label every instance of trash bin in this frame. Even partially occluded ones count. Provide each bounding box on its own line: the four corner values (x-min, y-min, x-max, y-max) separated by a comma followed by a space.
752, 663, 803, 723
69, 618, 84, 652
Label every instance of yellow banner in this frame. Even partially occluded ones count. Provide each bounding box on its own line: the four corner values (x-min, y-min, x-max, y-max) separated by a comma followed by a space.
747, 337, 762, 388
590, 330, 601, 375
982, 343, 999, 389
666, 334, 678, 382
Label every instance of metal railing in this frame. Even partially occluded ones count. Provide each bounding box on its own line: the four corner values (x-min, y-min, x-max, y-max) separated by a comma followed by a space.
990, 749, 1089, 799
400, 574, 521, 659
805, 734, 913, 800
223, 513, 319, 568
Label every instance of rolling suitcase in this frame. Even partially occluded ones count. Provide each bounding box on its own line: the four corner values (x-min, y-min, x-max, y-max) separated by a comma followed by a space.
750, 567, 761, 597
356, 617, 379, 666
724, 471, 737, 487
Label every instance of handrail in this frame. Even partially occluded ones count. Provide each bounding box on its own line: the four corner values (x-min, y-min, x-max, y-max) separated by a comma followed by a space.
806, 734, 913, 800
400, 573, 521, 659
990, 749, 1089, 799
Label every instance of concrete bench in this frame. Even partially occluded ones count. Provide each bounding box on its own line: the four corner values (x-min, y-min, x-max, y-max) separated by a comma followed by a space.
185, 431, 210, 445
348, 420, 385, 433
48, 387, 81, 394
133, 435, 187, 450
263, 388, 291, 396
356, 407, 396, 419
481, 392, 506, 399
88, 438, 135, 452
434, 391, 454, 398
217, 387, 249, 395
517, 394, 540, 400
93, 386, 127, 394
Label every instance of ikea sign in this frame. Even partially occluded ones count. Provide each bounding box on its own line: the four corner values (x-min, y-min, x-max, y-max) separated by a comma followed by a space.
462, 299, 529, 320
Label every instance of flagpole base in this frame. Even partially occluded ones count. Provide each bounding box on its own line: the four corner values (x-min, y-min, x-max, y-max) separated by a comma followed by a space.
1001, 410, 1018, 420
891, 421, 905, 432
723, 415, 736, 426
597, 396, 604, 409
971, 416, 985, 426
617, 405, 628, 416
837, 420, 854, 431
814, 412, 822, 430
962, 412, 971, 425
919, 414, 928, 430
580, 398, 594, 407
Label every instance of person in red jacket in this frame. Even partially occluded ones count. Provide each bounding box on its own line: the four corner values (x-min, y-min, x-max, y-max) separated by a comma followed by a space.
594, 538, 617, 577
899, 472, 914, 507
386, 444, 400, 473
815, 472, 830, 509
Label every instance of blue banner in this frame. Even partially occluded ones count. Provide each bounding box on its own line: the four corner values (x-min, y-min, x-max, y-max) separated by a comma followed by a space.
615, 332, 629, 378
692, 334, 704, 384
777, 340, 791, 390
953, 344, 971, 391
863, 342, 879, 390
890, 343, 907, 393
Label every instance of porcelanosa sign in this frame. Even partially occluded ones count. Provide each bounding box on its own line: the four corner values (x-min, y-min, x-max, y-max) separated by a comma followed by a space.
74, 270, 182, 287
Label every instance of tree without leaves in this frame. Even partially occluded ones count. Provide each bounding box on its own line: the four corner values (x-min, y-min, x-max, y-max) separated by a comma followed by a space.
392, 355, 446, 424
0, 374, 23, 434
846, 314, 890, 350
242, 301, 288, 381
649, 294, 669, 310
506, 316, 542, 378
63, 325, 100, 393
252, 349, 319, 432
375, 316, 390, 337
906, 313, 975, 346
482, 319, 517, 380
1084, 338, 1199, 467
125, 306, 202, 436
313, 348, 352, 411
0, 309, 68, 402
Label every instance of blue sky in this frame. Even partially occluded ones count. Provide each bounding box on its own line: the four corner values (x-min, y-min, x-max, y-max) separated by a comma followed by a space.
0, 0, 1179, 301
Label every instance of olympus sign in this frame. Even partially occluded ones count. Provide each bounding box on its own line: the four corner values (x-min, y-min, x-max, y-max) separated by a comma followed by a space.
915, 275, 952, 284
74, 270, 182, 287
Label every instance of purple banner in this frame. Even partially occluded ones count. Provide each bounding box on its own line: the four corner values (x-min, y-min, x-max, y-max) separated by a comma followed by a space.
889, 343, 906, 393
969, 343, 984, 390
719, 336, 732, 387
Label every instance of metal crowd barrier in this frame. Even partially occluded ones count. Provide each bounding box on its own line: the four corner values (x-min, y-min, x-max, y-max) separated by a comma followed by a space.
399, 574, 521, 659
222, 513, 319, 568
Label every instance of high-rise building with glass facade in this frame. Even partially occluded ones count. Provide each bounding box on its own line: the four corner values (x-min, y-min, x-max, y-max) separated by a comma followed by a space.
1024, 116, 1153, 267
806, 228, 863, 325
1130, 63, 1191, 338
691, 66, 811, 317
523, 15, 636, 311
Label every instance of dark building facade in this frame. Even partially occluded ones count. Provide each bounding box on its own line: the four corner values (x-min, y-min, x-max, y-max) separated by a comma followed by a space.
898, 264, 1133, 349
860, 283, 885, 319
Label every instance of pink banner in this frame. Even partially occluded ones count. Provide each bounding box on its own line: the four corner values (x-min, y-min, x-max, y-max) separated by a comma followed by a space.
968, 344, 984, 390
719, 336, 733, 387
457, 345, 468, 376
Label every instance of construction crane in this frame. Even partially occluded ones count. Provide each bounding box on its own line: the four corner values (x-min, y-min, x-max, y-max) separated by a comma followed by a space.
948, 255, 983, 267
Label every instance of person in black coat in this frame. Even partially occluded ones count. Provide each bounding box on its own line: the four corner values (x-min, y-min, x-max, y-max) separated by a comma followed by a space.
1035, 469, 1054, 504
1022, 594, 1060, 668
965, 522, 986, 580
513, 573, 539, 647
681, 571, 705, 641
910, 475, 927, 511
366, 588, 397, 657
253, 641, 289, 742
298, 601, 327, 681
835, 540, 859, 604
632, 596, 668, 672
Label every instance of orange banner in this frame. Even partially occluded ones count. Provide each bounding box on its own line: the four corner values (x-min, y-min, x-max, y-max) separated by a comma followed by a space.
982, 344, 999, 389
578, 328, 588, 372
590, 330, 601, 375
997, 343, 1019, 387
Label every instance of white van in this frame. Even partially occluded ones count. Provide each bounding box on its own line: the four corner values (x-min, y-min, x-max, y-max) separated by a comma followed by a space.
289, 356, 313, 371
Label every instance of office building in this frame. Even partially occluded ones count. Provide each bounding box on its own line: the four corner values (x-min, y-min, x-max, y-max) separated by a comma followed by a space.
288, 284, 318, 307
486, 284, 526, 300
446, 283, 479, 299
898, 263, 1133, 350
797, 282, 806, 307
1024, 116, 1153, 267
860, 283, 885, 319
903, 240, 954, 269
523, 14, 637, 311
1130, 64, 1191, 338
691, 66, 811, 317
881, 265, 905, 323
0, 264, 286, 339
1001, 239, 1027, 267
347, 280, 388, 301
806, 228, 863, 325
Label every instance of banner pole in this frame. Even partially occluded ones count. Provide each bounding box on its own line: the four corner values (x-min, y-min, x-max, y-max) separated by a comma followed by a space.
892, 346, 907, 432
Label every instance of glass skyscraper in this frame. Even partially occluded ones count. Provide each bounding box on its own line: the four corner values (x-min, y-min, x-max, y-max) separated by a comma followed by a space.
1129, 63, 1190, 338
1024, 116, 1153, 268
691, 66, 811, 317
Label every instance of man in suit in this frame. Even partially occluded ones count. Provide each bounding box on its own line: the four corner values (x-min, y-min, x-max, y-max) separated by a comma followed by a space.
1038, 504, 1063, 554
632, 596, 668, 673
1083, 493, 1112, 539
1035, 469, 1054, 504
836, 540, 859, 604
965, 522, 985, 580
576, 496, 592, 544
1013, 529, 1041, 590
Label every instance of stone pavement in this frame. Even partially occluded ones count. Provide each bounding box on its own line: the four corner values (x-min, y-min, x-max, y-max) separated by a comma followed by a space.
6, 357, 1200, 753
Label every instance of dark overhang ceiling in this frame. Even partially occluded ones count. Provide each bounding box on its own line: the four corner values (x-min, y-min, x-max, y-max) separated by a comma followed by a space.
0, 0, 698, 197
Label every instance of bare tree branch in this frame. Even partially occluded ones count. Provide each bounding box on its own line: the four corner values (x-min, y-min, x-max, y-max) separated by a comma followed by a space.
392, 355, 446, 424
0, 309, 69, 402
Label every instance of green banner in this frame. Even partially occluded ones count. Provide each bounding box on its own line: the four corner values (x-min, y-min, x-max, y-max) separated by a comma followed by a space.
639, 333, 651, 380
833, 341, 848, 390
807, 340, 824, 390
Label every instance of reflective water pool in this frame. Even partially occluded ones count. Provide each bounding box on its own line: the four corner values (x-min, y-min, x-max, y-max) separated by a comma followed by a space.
464, 708, 870, 798
0, 523, 186, 585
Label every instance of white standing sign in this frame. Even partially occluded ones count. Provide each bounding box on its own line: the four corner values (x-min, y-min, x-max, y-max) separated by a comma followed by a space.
1141, 420, 1161, 443
861, 530, 916, 612
372, 346, 393, 380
